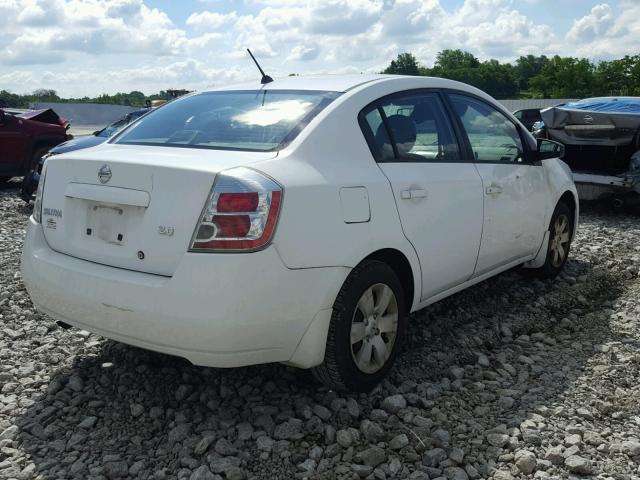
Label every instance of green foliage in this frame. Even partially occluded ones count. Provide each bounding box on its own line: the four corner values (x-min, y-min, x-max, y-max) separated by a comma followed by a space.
0, 90, 28, 108
383, 53, 420, 76
0, 89, 179, 109
3, 52, 640, 108
383, 51, 640, 99
514, 55, 549, 90
434, 49, 480, 70
528, 56, 596, 98
594, 55, 640, 96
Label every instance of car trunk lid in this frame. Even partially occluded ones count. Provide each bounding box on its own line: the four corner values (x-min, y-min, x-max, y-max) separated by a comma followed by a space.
41, 144, 277, 276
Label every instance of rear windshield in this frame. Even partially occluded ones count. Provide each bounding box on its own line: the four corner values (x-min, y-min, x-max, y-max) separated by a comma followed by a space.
114, 90, 341, 152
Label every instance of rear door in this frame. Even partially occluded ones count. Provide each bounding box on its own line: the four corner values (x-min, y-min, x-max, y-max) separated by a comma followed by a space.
360, 91, 484, 300
446, 93, 546, 276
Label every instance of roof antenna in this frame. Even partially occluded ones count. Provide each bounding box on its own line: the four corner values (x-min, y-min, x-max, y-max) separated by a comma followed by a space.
247, 48, 273, 85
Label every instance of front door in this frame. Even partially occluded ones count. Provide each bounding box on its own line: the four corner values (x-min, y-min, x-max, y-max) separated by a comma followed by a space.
360, 91, 484, 300
447, 94, 546, 276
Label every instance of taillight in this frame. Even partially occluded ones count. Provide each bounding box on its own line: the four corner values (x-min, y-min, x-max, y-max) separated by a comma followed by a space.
33, 160, 48, 224
190, 167, 283, 252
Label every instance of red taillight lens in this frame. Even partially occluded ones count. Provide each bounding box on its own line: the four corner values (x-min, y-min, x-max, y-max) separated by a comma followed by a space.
217, 192, 259, 212
190, 168, 283, 252
213, 215, 251, 237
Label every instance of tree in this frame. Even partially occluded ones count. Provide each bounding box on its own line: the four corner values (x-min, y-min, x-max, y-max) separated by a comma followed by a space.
0, 90, 27, 108
434, 49, 480, 71
514, 55, 549, 90
529, 56, 596, 98
383, 53, 421, 76
595, 56, 640, 96
477, 60, 518, 98
32, 89, 59, 101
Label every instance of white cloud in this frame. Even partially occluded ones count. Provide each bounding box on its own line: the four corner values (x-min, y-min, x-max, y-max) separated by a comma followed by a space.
287, 44, 320, 62
567, 2, 640, 57
567, 3, 614, 43
1, 0, 639, 96
0, 0, 189, 65
186, 10, 238, 30
16, 0, 64, 26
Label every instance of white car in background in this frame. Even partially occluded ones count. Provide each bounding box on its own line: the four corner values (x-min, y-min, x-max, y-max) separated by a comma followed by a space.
21, 75, 577, 392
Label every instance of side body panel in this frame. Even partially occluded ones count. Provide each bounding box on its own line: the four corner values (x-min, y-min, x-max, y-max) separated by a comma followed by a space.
255, 82, 439, 311
378, 162, 483, 299
473, 163, 547, 275
0, 114, 28, 172
0, 114, 68, 175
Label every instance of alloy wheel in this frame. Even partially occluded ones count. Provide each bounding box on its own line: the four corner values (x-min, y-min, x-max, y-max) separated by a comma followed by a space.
550, 213, 570, 268
350, 283, 399, 374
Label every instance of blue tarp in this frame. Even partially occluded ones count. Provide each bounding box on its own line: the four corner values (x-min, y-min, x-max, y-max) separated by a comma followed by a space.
564, 97, 640, 114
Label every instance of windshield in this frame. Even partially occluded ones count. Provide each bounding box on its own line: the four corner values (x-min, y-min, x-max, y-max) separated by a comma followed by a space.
114, 90, 341, 151
97, 110, 148, 138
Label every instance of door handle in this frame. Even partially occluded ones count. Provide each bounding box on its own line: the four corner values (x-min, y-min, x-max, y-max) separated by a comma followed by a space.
400, 189, 428, 200
485, 185, 503, 195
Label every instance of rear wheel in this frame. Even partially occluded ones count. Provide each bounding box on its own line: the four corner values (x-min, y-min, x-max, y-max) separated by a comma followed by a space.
531, 201, 574, 278
312, 260, 406, 392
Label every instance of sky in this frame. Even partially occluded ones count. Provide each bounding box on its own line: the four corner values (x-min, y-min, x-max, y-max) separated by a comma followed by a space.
0, 0, 638, 97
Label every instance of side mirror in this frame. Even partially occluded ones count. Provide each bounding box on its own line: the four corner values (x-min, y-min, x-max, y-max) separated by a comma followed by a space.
537, 138, 564, 160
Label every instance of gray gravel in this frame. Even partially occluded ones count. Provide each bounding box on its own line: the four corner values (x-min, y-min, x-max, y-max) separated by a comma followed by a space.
1, 181, 640, 480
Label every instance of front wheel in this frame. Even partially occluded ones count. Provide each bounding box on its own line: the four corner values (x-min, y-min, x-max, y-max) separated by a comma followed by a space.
531, 201, 574, 278
312, 260, 406, 392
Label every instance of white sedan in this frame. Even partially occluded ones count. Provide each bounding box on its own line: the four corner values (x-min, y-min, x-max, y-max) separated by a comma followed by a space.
21, 75, 577, 392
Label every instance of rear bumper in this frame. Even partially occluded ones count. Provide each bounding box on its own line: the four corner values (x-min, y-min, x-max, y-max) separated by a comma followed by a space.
21, 218, 348, 368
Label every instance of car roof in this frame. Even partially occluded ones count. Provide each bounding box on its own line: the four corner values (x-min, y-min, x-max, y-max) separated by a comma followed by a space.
203, 74, 493, 100
206, 74, 393, 93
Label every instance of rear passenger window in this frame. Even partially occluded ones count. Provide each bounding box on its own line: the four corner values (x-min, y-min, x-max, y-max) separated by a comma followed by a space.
360, 92, 461, 163
449, 94, 525, 163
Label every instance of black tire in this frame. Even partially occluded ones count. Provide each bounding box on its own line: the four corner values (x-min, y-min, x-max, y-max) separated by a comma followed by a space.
20, 170, 38, 202
31, 146, 49, 166
312, 260, 407, 392
530, 201, 574, 279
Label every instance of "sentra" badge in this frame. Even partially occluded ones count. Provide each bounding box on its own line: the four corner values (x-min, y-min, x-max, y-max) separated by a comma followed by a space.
43, 208, 62, 218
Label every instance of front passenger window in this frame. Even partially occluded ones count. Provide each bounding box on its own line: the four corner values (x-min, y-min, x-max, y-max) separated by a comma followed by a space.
449, 94, 524, 163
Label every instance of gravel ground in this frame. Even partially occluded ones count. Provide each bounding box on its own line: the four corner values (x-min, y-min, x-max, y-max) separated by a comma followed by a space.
1, 180, 639, 480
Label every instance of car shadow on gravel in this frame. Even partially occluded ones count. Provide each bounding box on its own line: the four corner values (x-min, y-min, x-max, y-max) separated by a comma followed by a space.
14, 246, 629, 478
0, 179, 21, 191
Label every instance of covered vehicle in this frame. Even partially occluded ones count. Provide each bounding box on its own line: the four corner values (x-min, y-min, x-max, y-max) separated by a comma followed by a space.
20, 107, 151, 201
535, 97, 640, 205
0, 108, 71, 182
513, 108, 542, 131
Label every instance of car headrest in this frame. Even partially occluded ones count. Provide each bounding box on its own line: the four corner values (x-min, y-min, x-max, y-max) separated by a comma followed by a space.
385, 114, 417, 156
410, 102, 437, 124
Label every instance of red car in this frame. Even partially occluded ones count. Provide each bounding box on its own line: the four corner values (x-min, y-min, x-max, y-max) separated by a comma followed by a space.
0, 108, 72, 183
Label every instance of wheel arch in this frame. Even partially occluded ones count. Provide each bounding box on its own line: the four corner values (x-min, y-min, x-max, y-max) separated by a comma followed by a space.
361, 248, 416, 313
26, 138, 58, 173
558, 189, 579, 240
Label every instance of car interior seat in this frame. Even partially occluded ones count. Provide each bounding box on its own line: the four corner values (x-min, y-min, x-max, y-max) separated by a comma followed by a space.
376, 114, 417, 159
